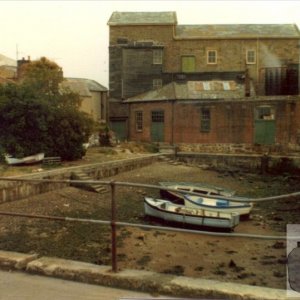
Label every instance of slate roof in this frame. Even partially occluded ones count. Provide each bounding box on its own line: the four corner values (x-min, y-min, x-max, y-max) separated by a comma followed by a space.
176, 24, 300, 38
61, 78, 108, 97
107, 11, 177, 26
107, 12, 300, 38
124, 80, 251, 103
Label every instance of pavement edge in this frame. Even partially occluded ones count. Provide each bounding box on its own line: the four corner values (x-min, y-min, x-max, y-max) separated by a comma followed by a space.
0, 250, 290, 300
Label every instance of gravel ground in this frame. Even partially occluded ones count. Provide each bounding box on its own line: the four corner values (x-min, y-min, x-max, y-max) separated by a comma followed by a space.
0, 149, 299, 289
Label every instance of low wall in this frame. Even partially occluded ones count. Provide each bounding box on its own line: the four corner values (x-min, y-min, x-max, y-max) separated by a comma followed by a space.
176, 152, 300, 173
176, 142, 300, 155
0, 154, 160, 204
1, 152, 299, 204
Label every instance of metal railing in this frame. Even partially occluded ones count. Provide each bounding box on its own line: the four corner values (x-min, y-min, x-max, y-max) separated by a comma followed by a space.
0, 177, 299, 272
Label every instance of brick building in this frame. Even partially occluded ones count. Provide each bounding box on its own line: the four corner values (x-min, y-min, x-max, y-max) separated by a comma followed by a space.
107, 11, 300, 153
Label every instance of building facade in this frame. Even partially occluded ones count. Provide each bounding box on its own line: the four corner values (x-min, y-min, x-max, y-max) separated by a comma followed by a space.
107, 11, 300, 153
62, 78, 108, 123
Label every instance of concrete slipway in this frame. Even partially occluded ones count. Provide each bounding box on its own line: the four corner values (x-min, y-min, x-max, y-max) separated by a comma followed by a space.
0, 250, 299, 300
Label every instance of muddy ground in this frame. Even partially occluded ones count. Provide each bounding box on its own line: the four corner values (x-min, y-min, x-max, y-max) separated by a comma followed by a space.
0, 148, 300, 289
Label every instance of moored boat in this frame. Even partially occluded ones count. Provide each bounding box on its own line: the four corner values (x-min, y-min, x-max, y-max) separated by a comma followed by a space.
159, 181, 235, 203
144, 196, 240, 230
5, 153, 45, 165
184, 194, 253, 216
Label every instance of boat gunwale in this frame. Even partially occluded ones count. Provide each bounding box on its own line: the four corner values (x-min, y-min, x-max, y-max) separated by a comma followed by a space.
184, 194, 252, 209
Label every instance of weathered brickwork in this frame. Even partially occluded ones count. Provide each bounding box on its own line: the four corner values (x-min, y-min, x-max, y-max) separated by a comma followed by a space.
109, 24, 300, 98
128, 99, 300, 152
108, 12, 300, 152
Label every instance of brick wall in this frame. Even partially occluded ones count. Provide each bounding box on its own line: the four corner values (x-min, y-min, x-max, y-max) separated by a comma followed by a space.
109, 25, 300, 98
128, 99, 300, 153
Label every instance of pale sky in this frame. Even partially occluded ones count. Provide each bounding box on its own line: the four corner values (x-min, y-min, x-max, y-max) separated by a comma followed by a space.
1, 0, 300, 87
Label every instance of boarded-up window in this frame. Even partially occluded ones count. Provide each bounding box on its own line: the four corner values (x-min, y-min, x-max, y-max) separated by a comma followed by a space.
207, 50, 217, 64
135, 111, 143, 131
153, 79, 162, 89
246, 50, 256, 64
153, 49, 163, 64
181, 56, 196, 73
201, 108, 211, 132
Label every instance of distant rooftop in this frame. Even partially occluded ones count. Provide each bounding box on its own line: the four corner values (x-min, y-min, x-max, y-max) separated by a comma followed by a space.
61, 78, 107, 97
108, 12, 300, 39
0, 54, 16, 67
107, 11, 177, 26
176, 24, 300, 38
124, 80, 252, 103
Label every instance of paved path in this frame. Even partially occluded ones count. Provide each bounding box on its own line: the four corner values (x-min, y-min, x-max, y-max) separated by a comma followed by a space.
0, 270, 163, 300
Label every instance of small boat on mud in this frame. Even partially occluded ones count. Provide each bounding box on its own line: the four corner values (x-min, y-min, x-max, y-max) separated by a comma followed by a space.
184, 194, 253, 216
144, 196, 240, 230
5, 153, 45, 165
159, 181, 235, 203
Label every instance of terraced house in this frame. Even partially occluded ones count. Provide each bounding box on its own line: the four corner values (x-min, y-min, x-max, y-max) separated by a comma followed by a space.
107, 11, 300, 153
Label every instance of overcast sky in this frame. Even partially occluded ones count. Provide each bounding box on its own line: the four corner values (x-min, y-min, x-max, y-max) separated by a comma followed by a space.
1, 0, 300, 87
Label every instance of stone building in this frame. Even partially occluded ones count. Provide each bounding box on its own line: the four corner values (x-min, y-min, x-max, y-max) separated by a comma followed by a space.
62, 78, 108, 123
107, 11, 300, 153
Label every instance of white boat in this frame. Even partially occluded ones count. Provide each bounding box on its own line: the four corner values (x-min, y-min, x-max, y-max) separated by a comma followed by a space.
5, 153, 45, 165
184, 194, 253, 216
159, 181, 235, 203
144, 197, 240, 230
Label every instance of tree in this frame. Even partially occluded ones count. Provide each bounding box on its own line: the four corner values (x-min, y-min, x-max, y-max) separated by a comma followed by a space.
0, 57, 95, 160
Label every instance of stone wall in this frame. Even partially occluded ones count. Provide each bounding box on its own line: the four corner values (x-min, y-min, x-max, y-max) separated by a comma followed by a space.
0, 155, 160, 204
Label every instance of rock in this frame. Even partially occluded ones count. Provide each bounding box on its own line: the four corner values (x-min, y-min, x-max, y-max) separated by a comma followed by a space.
229, 259, 237, 268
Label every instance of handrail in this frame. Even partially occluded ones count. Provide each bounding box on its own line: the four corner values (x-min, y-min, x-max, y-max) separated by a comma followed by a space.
0, 210, 292, 240
0, 177, 299, 202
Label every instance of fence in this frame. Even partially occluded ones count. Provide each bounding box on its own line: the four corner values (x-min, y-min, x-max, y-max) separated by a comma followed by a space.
0, 177, 299, 272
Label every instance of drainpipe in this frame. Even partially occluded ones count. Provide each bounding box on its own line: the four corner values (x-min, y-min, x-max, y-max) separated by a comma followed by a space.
171, 100, 175, 145
256, 37, 260, 94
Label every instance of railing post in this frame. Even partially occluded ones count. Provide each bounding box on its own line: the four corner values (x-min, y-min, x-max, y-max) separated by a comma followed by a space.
110, 180, 117, 272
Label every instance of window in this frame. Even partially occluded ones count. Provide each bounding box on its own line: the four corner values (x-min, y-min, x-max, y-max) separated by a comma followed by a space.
152, 110, 164, 122
207, 50, 217, 64
255, 106, 275, 120
153, 49, 163, 64
153, 79, 162, 90
135, 111, 143, 132
201, 108, 211, 132
246, 50, 256, 64
181, 56, 196, 72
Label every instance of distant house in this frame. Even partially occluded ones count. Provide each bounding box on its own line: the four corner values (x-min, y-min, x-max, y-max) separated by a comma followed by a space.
107, 11, 300, 153
0, 54, 17, 82
0, 55, 109, 124
62, 78, 108, 123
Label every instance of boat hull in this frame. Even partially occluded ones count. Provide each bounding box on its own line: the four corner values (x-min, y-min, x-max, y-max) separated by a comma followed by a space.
184, 195, 253, 216
159, 181, 235, 203
144, 197, 239, 230
5, 153, 45, 165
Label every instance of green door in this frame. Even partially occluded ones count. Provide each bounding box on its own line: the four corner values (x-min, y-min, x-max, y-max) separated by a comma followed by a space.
151, 111, 164, 142
110, 121, 127, 142
254, 106, 275, 145
254, 120, 276, 145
